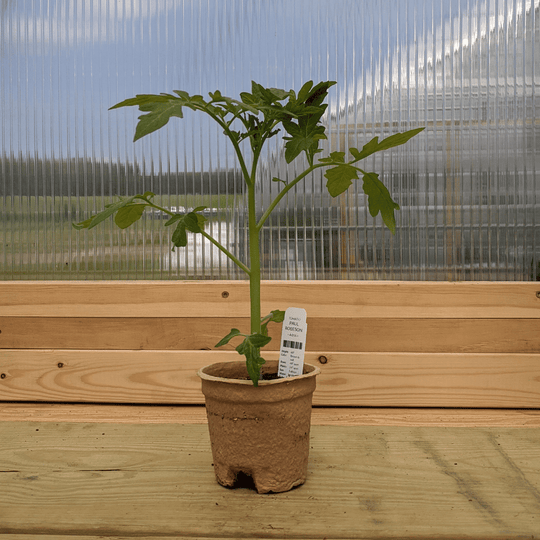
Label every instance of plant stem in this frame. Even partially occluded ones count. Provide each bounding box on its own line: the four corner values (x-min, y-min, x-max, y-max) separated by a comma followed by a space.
247, 182, 261, 336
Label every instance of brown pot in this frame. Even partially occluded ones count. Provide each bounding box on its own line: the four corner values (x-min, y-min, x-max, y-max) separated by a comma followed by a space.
197, 360, 320, 494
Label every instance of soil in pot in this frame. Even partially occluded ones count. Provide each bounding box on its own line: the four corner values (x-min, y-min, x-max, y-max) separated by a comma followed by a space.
198, 360, 320, 494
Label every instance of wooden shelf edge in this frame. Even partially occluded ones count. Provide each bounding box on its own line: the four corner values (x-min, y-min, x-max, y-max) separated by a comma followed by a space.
1, 403, 539, 427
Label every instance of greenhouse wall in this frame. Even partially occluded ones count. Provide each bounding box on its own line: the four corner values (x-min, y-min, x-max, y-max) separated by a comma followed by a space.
1, 0, 539, 281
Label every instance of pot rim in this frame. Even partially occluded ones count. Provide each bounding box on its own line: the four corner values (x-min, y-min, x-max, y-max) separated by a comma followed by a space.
197, 360, 320, 386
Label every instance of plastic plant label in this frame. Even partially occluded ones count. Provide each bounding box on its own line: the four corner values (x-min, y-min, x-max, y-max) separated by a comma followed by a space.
277, 307, 307, 378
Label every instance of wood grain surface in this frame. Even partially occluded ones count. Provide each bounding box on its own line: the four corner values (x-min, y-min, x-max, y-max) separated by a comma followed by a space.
0, 421, 539, 539
2, 350, 540, 408
1, 403, 540, 427
3, 317, 540, 352
1, 280, 539, 318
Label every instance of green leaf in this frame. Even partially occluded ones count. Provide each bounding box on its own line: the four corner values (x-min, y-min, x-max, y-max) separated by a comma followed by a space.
260, 309, 286, 336
362, 172, 400, 234
164, 214, 183, 227
171, 220, 188, 248
246, 354, 266, 387
282, 116, 327, 164
272, 176, 287, 185
183, 212, 203, 234
279, 81, 336, 165
72, 194, 143, 230
349, 127, 425, 163
304, 80, 337, 107
114, 204, 146, 229
215, 328, 242, 348
268, 87, 292, 101
110, 94, 185, 142
236, 333, 271, 386
133, 100, 184, 142
268, 309, 286, 323
296, 81, 314, 103
318, 151, 346, 164
349, 137, 380, 162
72, 217, 94, 230
165, 209, 207, 248
324, 163, 359, 197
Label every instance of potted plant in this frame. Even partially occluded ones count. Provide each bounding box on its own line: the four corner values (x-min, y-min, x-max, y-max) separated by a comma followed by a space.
74, 80, 422, 493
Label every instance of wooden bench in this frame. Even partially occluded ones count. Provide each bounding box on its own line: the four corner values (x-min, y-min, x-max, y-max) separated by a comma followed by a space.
1, 280, 540, 539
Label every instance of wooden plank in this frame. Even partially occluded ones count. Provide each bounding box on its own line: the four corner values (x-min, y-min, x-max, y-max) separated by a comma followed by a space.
2, 350, 540, 408
0, 422, 539, 538
3, 317, 540, 352
0, 537, 268, 540
1, 403, 540, 427
0, 536, 273, 540
1, 281, 539, 319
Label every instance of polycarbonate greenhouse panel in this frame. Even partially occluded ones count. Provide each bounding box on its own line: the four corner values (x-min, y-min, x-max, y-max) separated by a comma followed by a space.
1, 0, 539, 280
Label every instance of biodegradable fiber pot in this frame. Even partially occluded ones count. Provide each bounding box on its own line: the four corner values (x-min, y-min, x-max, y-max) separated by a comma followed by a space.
197, 360, 320, 494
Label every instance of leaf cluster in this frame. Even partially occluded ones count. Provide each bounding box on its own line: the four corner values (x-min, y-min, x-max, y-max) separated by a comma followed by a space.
319, 128, 424, 233
73, 193, 208, 251
111, 81, 336, 171
214, 310, 285, 386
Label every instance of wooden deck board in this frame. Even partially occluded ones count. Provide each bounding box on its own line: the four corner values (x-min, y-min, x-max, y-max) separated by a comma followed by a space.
1, 421, 539, 539
1, 403, 540, 427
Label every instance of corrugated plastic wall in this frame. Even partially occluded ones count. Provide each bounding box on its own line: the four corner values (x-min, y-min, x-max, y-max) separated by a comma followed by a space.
1, 0, 539, 280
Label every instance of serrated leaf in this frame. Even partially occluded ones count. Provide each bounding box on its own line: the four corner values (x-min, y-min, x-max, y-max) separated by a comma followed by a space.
283, 118, 327, 164
375, 127, 425, 152
324, 164, 359, 197
115, 204, 146, 229
349, 127, 425, 163
133, 100, 185, 142
362, 172, 400, 234
318, 151, 346, 164
215, 328, 242, 348
111, 94, 185, 142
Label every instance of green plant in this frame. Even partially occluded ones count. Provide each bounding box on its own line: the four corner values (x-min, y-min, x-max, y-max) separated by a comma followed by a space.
74, 80, 423, 385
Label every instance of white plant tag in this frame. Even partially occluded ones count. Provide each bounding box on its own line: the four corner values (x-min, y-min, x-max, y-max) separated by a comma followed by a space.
277, 307, 307, 378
